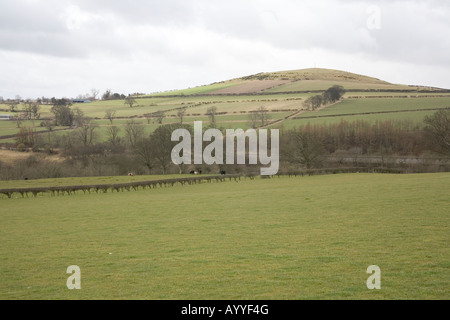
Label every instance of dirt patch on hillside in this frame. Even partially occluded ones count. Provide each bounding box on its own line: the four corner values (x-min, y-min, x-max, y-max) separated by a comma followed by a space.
208, 80, 290, 95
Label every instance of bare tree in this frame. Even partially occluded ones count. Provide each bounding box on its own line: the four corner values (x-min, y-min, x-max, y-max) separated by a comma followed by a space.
149, 124, 180, 174
248, 112, 259, 129
8, 101, 17, 113
206, 106, 218, 127
72, 107, 86, 127
104, 110, 116, 125
15, 126, 36, 147
282, 128, 325, 169
23, 102, 33, 120
177, 107, 187, 124
76, 118, 99, 146
155, 110, 165, 124
124, 120, 144, 147
424, 109, 450, 157
90, 88, 100, 100
249, 106, 269, 128
107, 125, 121, 145
23, 101, 41, 120
134, 137, 154, 173
256, 106, 269, 126
144, 114, 152, 124
31, 102, 40, 120
13, 114, 23, 128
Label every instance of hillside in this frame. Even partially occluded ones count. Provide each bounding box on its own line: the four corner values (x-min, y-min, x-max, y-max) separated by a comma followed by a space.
149, 68, 448, 96
1, 67, 449, 147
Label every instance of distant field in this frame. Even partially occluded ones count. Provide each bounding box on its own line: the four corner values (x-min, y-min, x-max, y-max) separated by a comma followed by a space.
295, 97, 450, 117
1, 67, 449, 143
344, 93, 450, 98
273, 97, 450, 128
278, 110, 437, 129
1, 173, 448, 299
1, 94, 449, 142
0, 120, 65, 139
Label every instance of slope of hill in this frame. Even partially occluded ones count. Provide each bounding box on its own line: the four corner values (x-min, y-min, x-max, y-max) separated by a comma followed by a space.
148, 68, 448, 97
1, 67, 449, 145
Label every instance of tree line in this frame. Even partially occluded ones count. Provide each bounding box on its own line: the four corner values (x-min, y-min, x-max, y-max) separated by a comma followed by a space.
1, 108, 448, 180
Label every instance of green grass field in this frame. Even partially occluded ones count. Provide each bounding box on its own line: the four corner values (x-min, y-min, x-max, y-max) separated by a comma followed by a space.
274, 97, 450, 128
297, 97, 450, 116
3, 93, 449, 142
1, 173, 448, 299
278, 111, 435, 129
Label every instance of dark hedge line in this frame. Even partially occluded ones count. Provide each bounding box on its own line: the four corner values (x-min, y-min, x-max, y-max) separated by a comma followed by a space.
0, 168, 405, 199
0, 174, 243, 199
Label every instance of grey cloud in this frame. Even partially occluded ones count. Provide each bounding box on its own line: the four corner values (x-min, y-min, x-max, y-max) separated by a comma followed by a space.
2, 0, 449, 66
0, 0, 449, 98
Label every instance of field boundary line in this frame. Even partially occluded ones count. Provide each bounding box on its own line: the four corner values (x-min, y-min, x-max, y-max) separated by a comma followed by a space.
0, 168, 406, 199
292, 106, 450, 120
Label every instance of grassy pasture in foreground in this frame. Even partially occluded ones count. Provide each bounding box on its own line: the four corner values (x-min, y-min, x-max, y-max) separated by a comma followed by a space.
0, 173, 448, 299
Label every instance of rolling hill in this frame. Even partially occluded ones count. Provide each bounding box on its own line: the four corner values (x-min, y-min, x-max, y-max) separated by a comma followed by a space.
1, 67, 449, 144
148, 68, 449, 96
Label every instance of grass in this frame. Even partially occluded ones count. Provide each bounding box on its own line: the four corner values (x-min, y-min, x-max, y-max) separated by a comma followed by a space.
145, 80, 247, 96
1, 68, 449, 144
296, 98, 450, 117
0, 173, 448, 299
0, 120, 63, 137
277, 110, 437, 129
274, 97, 450, 128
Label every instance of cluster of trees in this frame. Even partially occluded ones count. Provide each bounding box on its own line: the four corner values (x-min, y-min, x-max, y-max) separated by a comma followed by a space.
50, 99, 75, 126
424, 110, 450, 157
102, 90, 126, 101
1, 106, 449, 180
303, 85, 346, 110
101, 89, 143, 101
280, 110, 450, 169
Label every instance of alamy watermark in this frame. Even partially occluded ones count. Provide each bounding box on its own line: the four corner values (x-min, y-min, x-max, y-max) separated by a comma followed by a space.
366, 265, 381, 290
367, 5, 382, 30
170, 121, 279, 176
66, 265, 81, 290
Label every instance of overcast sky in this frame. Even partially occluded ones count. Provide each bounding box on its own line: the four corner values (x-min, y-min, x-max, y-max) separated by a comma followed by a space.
1, 0, 449, 99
